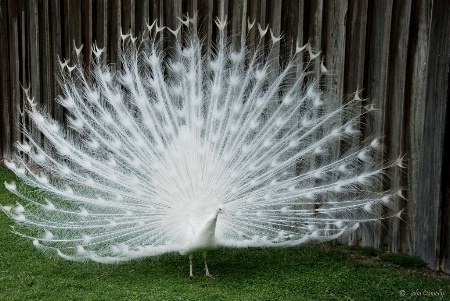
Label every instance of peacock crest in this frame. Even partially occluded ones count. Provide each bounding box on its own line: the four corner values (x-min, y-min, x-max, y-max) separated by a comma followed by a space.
1, 15, 404, 278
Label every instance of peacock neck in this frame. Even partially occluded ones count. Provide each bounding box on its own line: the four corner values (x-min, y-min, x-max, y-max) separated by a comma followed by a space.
179, 207, 221, 255
201, 208, 221, 235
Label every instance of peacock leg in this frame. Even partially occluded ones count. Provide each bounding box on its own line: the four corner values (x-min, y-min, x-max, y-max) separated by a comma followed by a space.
203, 251, 214, 278
189, 254, 194, 279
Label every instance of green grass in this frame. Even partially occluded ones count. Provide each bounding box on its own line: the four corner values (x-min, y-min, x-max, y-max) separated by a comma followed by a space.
0, 166, 449, 301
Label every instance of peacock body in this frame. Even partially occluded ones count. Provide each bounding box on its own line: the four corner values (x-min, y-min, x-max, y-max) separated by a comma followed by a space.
2, 15, 403, 278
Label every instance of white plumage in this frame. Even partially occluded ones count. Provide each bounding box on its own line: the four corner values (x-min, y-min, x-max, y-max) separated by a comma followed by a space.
2, 15, 403, 278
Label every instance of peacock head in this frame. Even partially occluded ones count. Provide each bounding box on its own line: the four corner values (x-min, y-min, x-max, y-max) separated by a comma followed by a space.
216, 204, 226, 216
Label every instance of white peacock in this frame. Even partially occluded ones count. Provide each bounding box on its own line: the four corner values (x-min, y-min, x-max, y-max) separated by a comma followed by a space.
2, 15, 404, 279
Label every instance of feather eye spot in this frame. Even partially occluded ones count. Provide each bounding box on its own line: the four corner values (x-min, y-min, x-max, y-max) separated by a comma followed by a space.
44, 231, 54, 240
148, 53, 159, 66
77, 245, 87, 254
230, 75, 240, 86
255, 69, 266, 81
182, 47, 194, 57
230, 51, 244, 63
4, 182, 17, 191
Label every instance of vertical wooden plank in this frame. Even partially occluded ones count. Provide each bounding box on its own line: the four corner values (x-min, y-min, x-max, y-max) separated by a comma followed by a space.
164, 0, 182, 31
307, 0, 323, 72
342, 0, 368, 246
135, 0, 149, 33
240, 0, 247, 50
280, 1, 302, 178
9, 1, 24, 157
384, 0, 412, 253
280, 0, 301, 60
39, 0, 52, 116
150, 0, 159, 20
266, 0, 282, 116
66, 0, 82, 58
157, 0, 164, 45
258, 0, 267, 51
322, 0, 348, 245
246, 0, 261, 53
442, 127, 450, 273
145, 0, 163, 49
229, 0, 247, 52
130, 0, 136, 33
322, 0, 347, 156
0, 0, 3, 159
361, 0, 393, 247
19, 1, 27, 139
296, 0, 305, 51
63, 0, 70, 59
162, 0, 182, 63
322, 0, 347, 101
295, 0, 305, 74
28, 0, 41, 144
82, 0, 92, 71
257, 0, 267, 28
217, 0, 228, 43
122, 0, 134, 34
406, 0, 431, 264
268, 0, 282, 62
94, 0, 108, 60
364, 0, 392, 137
197, 0, 213, 54
39, 0, 54, 154
163, 0, 182, 57
247, 0, 267, 51
415, 0, 449, 271
304, 0, 324, 242
50, 0, 64, 124
343, 0, 368, 95
109, 0, 120, 67
120, 0, 134, 70
0, 0, 11, 159
218, 0, 228, 24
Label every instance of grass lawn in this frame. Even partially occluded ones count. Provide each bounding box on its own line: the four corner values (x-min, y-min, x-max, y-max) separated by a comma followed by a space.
0, 166, 448, 300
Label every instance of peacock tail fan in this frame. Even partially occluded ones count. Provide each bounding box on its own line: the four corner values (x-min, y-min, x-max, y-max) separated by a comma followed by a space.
2, 15, 404, 263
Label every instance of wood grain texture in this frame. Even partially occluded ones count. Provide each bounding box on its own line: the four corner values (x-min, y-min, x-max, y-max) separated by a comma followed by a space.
197, 0, 213, 56
415, 0, 449, 271
307, 0, 323, 73
28, 0, 41, 145
230, 0, 246, 51
384, 0, 411, 253
0, 0, 11, 158
443, 125, 450, 273
361, 0, 393, 248
108, 0, 120, 68
94, 0, 108, 58
39, 0, 53, 155
344, 0, 368, 95
0, 0, 448, 272
407, 0, 430, 258
50, 0, 63, 124
7, 1, 22, 158
364, 0, 392, 138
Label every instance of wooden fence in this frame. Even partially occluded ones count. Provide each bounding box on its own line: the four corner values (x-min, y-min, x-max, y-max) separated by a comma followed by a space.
0, 0, 449, 272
